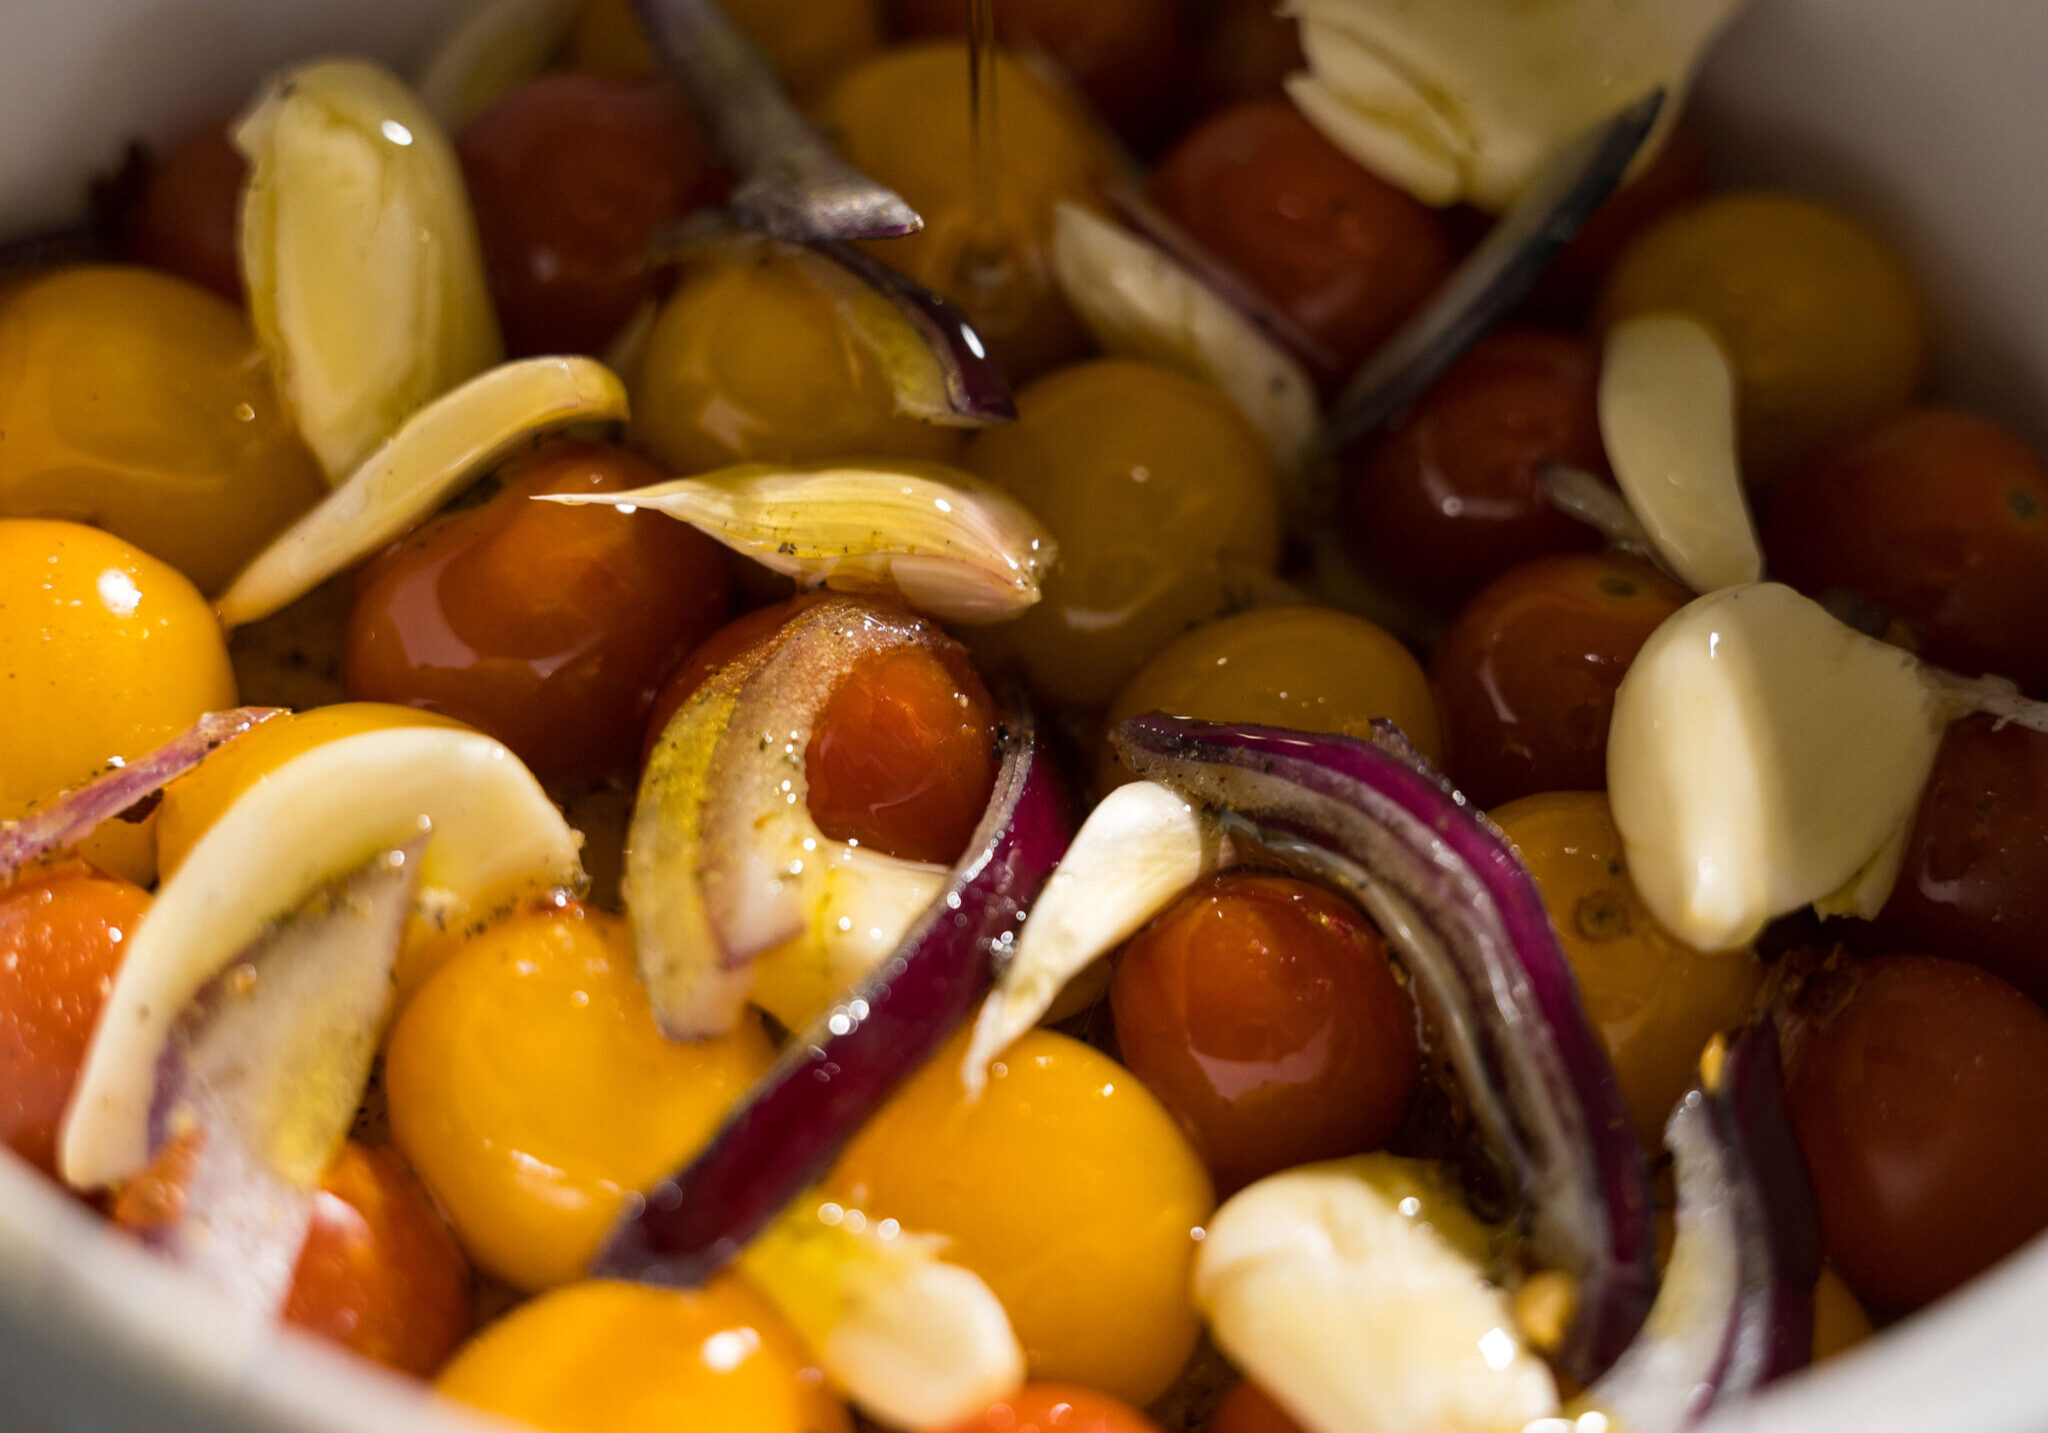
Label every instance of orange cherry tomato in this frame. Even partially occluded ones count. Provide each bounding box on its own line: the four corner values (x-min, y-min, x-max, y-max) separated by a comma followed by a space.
458, 75, 714, 358
124, 121, 246, 304
0, 863, 151, 1178
1110, 871, 1419, 1195
283, 1141, 473, 1378
1210, 1379, 1308, 1433
1763, 407, 2048, 692
1786, 953, 2048, 1317
346, 439, 731, 782
1339, 329, 1610, 609
1148, 100, 1452, 386
1428, 553, 1690, 809
941, 1384, 1167, 1433
639, 594, 827, 767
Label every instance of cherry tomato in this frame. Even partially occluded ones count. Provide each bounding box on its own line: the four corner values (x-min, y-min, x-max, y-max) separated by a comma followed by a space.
1519, 121, 1708, 323
124, 122, 246, 304
639, 594, 829, 767
1597, 191, 1926, 487
895, 0, 1192, 148
1428, 553, 1690, 809
1872, 715, 2048, 1005
385, 903, 774, 1291
1490, 793, 1763, 1147
0, 863, 151, 1178
964, 359, 1281, 708
941, 1384, 1166, 1433
1338, 328, 1609, 609
458, 75, 713, 358
1148, 100, 1452, 386
1100, 605, 1441, 791
1195, 0, 1305, 113
346, 439, 731, 782
1763, 407, 2048, 692
283, 1141, 473, 1377
1785, 952, 2048, 1316
568, 0, 880, 100
829, 1029, 1213, 1406
437, 1278, 850, 1433
1210, 1379, 1308, 1433
807, 640, 999, 864
1110, 871, 1419, 1195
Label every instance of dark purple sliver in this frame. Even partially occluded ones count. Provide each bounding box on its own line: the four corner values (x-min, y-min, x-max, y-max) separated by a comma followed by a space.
1112, 712, 1655, 1380
806, 239, 1017, 424
595, 706, 1070, 1287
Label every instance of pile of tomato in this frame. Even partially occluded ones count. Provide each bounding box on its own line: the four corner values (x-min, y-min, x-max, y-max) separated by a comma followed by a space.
4, 1, 2048, 1431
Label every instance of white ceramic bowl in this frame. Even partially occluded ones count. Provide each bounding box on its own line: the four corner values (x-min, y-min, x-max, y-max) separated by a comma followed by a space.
3, 3, 2044, 1430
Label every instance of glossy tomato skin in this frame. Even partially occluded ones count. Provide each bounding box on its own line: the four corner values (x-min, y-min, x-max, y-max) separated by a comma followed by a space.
457, 75, 714, 358
124, 122, 246, 304
940, 1384, 1166, 1433
1786, 953, 2048, 1316
1210, 1380, 1308, 1433
1429, 553, 1689, 810
1763, 407, 2048, 692
1339, 329, 1610, 609
346, 439, 731, 782
1148, 100, 1452, 386
639, 594, 827, 768
1110, 871, 1419, 1195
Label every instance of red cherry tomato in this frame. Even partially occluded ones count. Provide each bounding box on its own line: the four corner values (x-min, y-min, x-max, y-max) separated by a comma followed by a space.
1210, 1380, 1308, 1433
1110, 871, 1419, 1195
1148, 100, 1452, 386
1428, 553, 1689, 809
124, 122, 246, 304
458, 74, 714, 357
1786, 953, 2048, 1316
1339, 328, 1610, 608
284, 1141, 473, 1377
346, 439, 731, 781
1195, 0, 1305, 113
1763, 407, 2048, 692
941, 1383, 1166, 1433
0, 863, 150, 1178
1875, 716, 2048, 1004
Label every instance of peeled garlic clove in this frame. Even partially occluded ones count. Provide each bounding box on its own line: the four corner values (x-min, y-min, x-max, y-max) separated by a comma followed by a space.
1051, 202, 1319, 486
1196, 1156, 1560, 1433
1607, 582, 1948, 953
215, 355, 628, 628
1282, 0, 1740, 211
414, 0, 583, 130
1599, 314, 1761, 592
739, 1192, 1024, 1431
540, 461, 1056, 624
960, 780, 1228, 1096
236, 59, 504, 481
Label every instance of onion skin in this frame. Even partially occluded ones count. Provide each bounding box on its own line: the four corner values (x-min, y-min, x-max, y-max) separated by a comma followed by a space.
1111, 712, 1654, 1381
594, 703, 1069, 1287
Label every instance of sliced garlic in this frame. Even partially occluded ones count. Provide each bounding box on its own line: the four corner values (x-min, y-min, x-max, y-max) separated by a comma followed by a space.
1050, 202, 1319, 485
1282, 0, 1741, 211
60, 727, 583, 1190
739, 1192, 1024, 1431
540, 461, 1057, 624
1196, 1157, 1559, 1433
1607, 582, 1948, 952
961, 781, 1228, 1096
236, 59, 504, 481
414, 0, 582, 131
1599, 314, 1761, 592
215, 355, 628, 628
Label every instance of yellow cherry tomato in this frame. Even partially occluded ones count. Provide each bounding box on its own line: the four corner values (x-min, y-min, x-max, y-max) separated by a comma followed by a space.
827, 1029, 1214, 1407
0, 520, 237, 883
1812, 1264, 1875, 1363
1100, 604, 1442, 790
629, 245, 964, 476
436, 1278, 850, 1433
1490, 792, 1764, 1147
1597, 192, 1926, 486
818, 42, 1115, 379
0, 267, 327, 595
385, 904, 774, 1291
966, 359, 1281, 709
569, 0, 879, 99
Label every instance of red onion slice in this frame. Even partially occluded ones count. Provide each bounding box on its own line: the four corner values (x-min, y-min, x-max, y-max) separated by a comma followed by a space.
129, 840, 422, 1315
595, 701, 1069, 1286
1586, 1021, 1819, 1430
1111, 713, 1654, 1381
0, 708, 283, 879
631, 0, 920, 242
